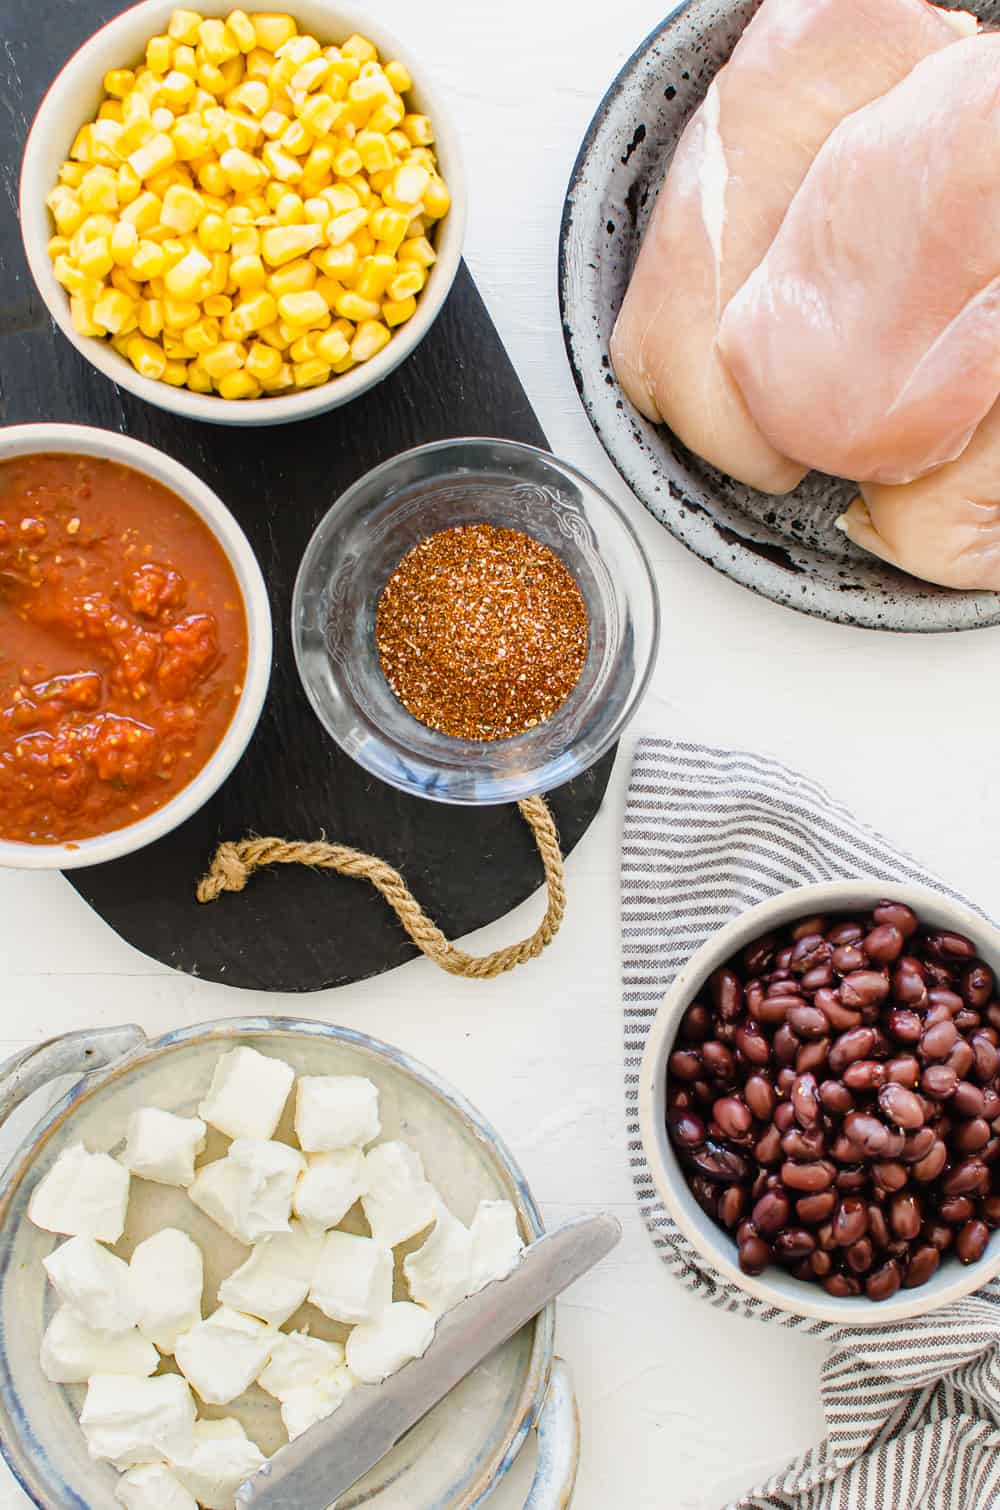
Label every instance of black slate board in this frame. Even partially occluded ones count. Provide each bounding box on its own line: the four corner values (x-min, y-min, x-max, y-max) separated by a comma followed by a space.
1, 0, 615, 991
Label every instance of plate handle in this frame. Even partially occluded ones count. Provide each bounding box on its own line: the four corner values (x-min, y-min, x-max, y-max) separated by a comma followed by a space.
523, 1358, 580, 1510
0, 1025, 147, 1131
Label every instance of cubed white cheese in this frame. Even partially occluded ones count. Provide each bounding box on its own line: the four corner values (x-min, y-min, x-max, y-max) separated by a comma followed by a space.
174, 1307, 276, 1406
361, 1141, 437, 1248
308, 1230, 393, 1325
294, 1076, 380, 1153
280, 1366, 354, 1441
345, 1302, 435, 1384
29, 1142, 130, 1243
467, 1200, 525, 1293
43, 1236, 138, 1335
292, 1148, 367, 1228
115, 1462, 198, 1510
218, 1220, 323, 1326
198, 1047, 295, 1142
170, 1418, 267, 1510
403, 1204, 474, 1315
130, 1228, 204, 1355
80, 1372, 197, 1469
189, 1141, 304, 1246
40, 1306, 158, 1384
257, 1331, 345, 1398
124, 1108, 207, 1188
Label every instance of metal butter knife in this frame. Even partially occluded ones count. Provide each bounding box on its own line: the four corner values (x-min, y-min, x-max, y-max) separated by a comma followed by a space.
236, 1212, 621, 1510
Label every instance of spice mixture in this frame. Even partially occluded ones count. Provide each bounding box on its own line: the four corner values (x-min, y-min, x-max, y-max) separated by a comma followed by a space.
375, 523, 588, 741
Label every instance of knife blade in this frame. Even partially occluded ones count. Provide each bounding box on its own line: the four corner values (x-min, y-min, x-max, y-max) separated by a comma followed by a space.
236, 1212, 621, 1510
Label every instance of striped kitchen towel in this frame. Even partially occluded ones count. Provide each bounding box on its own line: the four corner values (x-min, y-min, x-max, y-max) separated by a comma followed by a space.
622, 738, 1000, 1510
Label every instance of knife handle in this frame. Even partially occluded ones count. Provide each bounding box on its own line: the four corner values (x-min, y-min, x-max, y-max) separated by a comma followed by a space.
523, 1359, 580, 1510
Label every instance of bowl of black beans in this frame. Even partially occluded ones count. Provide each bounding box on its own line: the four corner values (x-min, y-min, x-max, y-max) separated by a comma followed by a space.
639, 882, 1000, 1322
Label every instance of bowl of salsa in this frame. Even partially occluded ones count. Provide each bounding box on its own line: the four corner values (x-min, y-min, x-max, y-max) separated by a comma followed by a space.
0, 425, 271, 866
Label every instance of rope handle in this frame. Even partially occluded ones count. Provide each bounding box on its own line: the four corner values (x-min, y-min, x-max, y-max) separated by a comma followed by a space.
196, 795, 565, 979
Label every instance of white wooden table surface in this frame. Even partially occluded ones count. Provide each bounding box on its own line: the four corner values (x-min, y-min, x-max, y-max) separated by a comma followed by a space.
5, 2, 1000, 1506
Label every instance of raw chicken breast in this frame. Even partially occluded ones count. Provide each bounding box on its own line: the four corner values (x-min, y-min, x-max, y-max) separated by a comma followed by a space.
720, 33, 1000, 487
838, 400, 1000, 590
609, 0, 974, 496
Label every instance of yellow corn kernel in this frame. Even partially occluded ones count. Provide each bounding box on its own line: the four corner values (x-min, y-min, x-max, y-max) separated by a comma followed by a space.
158, 183, 202, 233
288, 56, 327, 94
257, 320, 289, 350
69, 124, 95, 162
287, 331, 317, 362
267, 258, 315, 297
196, 159, 228, 195
225, 289, 278, 337
351, 318, 391, 363
325, 206, 368, 247
128, 133, 176, 181
295, 92, 336, 138
311, 326, 348, 365
168, 8, 201, 42
70, 296, 103, 335
215, 369, 258, 398
382, 294, 416, 328
130, 239, 166, 280
186, 360, 213, 391
173, 43, 198, 75
277, 32, 320, 64
289, 357, 328, 387
354, 130, 393, 175
162, 300, 200, 330
333, 144, 362, 178
276, 289, 328, 327
384, 163, 430, 211
208, 250, 229, 292
397, 235, 436, 270
333, 289, 379, 322
97, 101, 122, 125
261, 223, 322, 266
192, 210, 228, 252
261, 142, 302, 183
109, 219, 139, 265
118, 190, 160, 232
180, 315, 220, 353
381, 59, 411, 94
244, 340, 282, 381
119, 119, 154, 157
163, 245, 212, 299
354, 253, 396, 302
197, 17, 238, 64
172, 116, 210, 160
52, 258, 98, 297
311, 242, 358, 280
228, 79, 270, 117
79, 166, 120, 214
368, 205, 408, 250
230, 252, 267, 289
251, 12, 297, 50
351, 229, 375, 260
279, 119, 313, 157
146, 35, 174, 73
303, 195, 331, 226
161, 359, 191, 385
197, 61, 227, 95
124, 332, 167, 379
215, 146, 262, 192
230, 223, 260, 255
116, 163, 142, 205
111, 266, 142, 299
203, 293, 232, 315
326, 54, 361, 85
386, 129, 409, 155
161, 68, 196, 107
92, 288, 138, 335
161, 335, 190, 357
200, 339, 245, 377
159, 236, 189, 267
226, 8, 257, 51
244, 46, 272, 78
344, 173, 373, 207
138, 297, 164, 337
260, 358, 293, 389
46, 186, 84, 235
77, 236, 114, 279
260, 109, 288, 140
367, 99, 404, 136
423, 176, 450, 221
342, 34, 377, 63
47, 234, 70, 260
275, 191, 305, 224
388, 266, 426, 302
320, 183, 360, 213
108, 334, 132, 357
219, 53, 245, 87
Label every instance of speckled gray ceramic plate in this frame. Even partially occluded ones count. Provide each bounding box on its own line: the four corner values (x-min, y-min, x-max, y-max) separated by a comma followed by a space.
558, 0, 1000, 632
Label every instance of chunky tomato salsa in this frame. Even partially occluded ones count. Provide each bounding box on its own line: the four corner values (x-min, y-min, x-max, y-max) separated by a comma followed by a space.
0, 454, 248, 845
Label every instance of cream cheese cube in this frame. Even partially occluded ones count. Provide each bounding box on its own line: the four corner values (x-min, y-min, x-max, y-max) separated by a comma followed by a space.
403, 1204, 474, 1316
80, 1372, 197, 1468
189, 1140, 304, 1246
257, 1331, 345, 1397
361, 1141, 437, 1248
130, 1228, 204, 1355
308, 1230, 393, 1325
29, 1142, 130, 1243
292, 1148, 367, 1228
170, 1418, 267, 1510
218, 1219, 323, 1326
345, 1302, 436, 1384
115, 1463, 198, 1510
124, 1109, 207, 1188
467, 1201, 525, 1293
174, 1307, 276, 1406
43, 1236, 138, 1335
294, 1076, 380, 1152
198, 1047, 295, 1142
280, 1366, 354, 1441
40, 1306, 158, 1384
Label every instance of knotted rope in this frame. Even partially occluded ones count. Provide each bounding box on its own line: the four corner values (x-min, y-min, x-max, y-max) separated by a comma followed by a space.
196, 795, 565, 979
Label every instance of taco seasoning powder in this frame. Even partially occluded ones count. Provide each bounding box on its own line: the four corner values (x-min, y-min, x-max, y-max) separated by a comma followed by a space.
375, 523, 588, 741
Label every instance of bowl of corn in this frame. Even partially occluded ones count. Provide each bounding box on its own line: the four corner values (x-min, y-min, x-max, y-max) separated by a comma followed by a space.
20, 2, 466, 424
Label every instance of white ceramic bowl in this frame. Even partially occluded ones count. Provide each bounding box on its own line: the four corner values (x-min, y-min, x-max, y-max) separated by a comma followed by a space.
639, 880, 1000, 1325
0, 423, 271, 869
19, 0, 467, 427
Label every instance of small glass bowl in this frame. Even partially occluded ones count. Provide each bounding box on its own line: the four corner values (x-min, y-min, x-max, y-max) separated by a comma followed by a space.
292, 437, 659, 804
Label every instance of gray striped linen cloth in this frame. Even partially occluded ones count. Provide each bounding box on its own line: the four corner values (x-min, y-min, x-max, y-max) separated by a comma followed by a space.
623, 738, 1000, 1510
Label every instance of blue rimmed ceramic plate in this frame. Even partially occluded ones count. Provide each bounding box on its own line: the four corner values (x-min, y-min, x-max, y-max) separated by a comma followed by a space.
558, 0, 1000, 632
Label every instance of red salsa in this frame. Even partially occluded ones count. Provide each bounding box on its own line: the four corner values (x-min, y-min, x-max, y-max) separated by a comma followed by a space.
0, 454, 248, 845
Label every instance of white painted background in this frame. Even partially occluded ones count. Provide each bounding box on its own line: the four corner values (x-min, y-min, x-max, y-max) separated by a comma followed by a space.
5, 1, 1000, 1505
